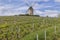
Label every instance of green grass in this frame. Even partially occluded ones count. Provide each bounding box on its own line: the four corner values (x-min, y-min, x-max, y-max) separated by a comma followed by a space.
0, 16, 60, 40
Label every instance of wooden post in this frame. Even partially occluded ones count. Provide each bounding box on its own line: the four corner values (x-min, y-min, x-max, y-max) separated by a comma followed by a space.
5, 28, 9, 40
36, 34, 38, 40
32, 23, 34, 32
54, 26, 56, 34
45, 30, 46, 40
53, 26, 57, 40
16, 26, 20, 40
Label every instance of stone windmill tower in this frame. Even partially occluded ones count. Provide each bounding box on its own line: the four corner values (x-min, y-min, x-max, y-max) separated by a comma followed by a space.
25, 0, 36, 15
28, 6, 33, 15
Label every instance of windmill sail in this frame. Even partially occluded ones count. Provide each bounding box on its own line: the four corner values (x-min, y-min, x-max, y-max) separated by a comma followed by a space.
24, 0, 36, 15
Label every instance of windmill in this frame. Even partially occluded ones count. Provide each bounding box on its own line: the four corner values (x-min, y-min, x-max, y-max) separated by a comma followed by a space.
24, 0, 36, 15
28, 6, 33, 15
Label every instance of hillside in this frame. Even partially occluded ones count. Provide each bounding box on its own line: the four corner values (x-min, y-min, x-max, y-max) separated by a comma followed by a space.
0, 16, 60, 40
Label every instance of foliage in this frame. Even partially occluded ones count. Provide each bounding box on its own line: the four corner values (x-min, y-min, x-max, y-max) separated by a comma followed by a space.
0, 16, 60, 40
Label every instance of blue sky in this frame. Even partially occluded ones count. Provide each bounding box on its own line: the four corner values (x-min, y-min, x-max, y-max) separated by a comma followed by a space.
0, 0, 60, 17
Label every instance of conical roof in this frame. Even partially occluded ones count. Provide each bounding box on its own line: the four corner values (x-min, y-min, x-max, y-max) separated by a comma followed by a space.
29, 6, 33, 10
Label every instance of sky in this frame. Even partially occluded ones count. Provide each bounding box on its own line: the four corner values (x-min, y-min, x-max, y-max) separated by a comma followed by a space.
0, 0, 60, 17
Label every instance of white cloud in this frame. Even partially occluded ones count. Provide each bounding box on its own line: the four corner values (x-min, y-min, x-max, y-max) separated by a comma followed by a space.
0, 5, 27, 16
42, 0, 49, 2
0, 5, 14, 10
33, 3, 53, 10
44, 10, 60, 17
26, 0, 41, 2
34, 10, 43, 15
55, 0, 60, 2
0, 10, 26, 16
34, 10, 59, 17
16, 6, 29, 10
26, 0, 49, 2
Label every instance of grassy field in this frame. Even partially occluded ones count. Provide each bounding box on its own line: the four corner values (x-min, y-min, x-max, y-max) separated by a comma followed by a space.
0, 16, 60, 40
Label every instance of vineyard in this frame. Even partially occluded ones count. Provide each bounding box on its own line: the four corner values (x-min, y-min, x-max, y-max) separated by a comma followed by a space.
0, 16, 60, 40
